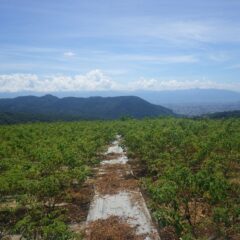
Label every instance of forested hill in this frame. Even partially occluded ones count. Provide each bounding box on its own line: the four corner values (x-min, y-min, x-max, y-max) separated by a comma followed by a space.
0, 95, 174, 124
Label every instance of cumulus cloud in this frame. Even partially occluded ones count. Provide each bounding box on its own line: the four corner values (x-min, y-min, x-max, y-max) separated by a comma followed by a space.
0, 70, 115, 92
0, 70, 240, 92
130, 78, 240, 91
128, 78, 158, 90
0, 74, 39, 92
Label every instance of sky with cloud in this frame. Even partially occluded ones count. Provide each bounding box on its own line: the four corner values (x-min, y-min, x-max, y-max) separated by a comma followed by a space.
0, 0, 240, 92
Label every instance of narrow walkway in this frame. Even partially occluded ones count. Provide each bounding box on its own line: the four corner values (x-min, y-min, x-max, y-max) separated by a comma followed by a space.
86, 135, 160, 240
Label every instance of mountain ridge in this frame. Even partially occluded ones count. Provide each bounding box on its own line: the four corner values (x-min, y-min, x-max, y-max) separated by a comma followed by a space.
1, 89, 240, 104
0, 95, 174, 124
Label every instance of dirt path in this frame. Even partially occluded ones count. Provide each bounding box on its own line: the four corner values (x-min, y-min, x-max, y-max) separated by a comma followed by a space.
85, 135, 160, 240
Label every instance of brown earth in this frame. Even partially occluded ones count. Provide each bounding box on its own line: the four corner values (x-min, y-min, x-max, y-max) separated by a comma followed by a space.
84, 216, 145, 240
95, 163, 139, 195
65, 182, 94, 224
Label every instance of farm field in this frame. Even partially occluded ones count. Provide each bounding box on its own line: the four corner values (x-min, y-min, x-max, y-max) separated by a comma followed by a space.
0, 121, 115, 239
119, 118, 240, 239
0, 118, 239, 239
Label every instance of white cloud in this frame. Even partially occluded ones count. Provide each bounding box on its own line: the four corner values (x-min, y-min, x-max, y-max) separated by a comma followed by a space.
0, 74, 39, 92
0, 70, 240, 92
0, 70, 115, 92
129, 78, 240, 91
129, 78, 158, 90
63, 51, 76, 57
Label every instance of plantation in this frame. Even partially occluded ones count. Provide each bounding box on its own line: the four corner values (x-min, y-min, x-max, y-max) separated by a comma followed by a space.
0, 118, 239, 239
0, 121, 114, 239
119, 118, 240, 239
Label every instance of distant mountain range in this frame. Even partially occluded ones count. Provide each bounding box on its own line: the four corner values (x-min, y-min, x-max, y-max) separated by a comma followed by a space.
0, 95, 174, 124
1, 89, 240, 104
1, 89, 240, 116
0, 89, 240, 116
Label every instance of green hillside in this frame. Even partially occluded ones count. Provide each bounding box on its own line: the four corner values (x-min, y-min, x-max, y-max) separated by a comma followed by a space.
0, 95, 174, 124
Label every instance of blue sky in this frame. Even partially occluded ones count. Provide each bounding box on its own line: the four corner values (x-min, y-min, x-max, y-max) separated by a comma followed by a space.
0, 0, 240, 92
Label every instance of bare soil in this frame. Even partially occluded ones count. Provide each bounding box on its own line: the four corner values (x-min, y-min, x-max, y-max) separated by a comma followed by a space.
65, 183, 94, 223
127, 157, 148, 179
95, 162, 139, 195
159, 226, 178, 240
84, 216, 145, 240
96, 173, 139, 195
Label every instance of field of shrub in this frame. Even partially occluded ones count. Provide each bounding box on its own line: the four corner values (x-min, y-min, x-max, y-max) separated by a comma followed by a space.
0, 118, 239, 239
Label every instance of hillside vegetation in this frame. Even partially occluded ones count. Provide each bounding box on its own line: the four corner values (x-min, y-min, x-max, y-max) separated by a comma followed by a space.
0, 95, 174, 123
0, 118, 239, 239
